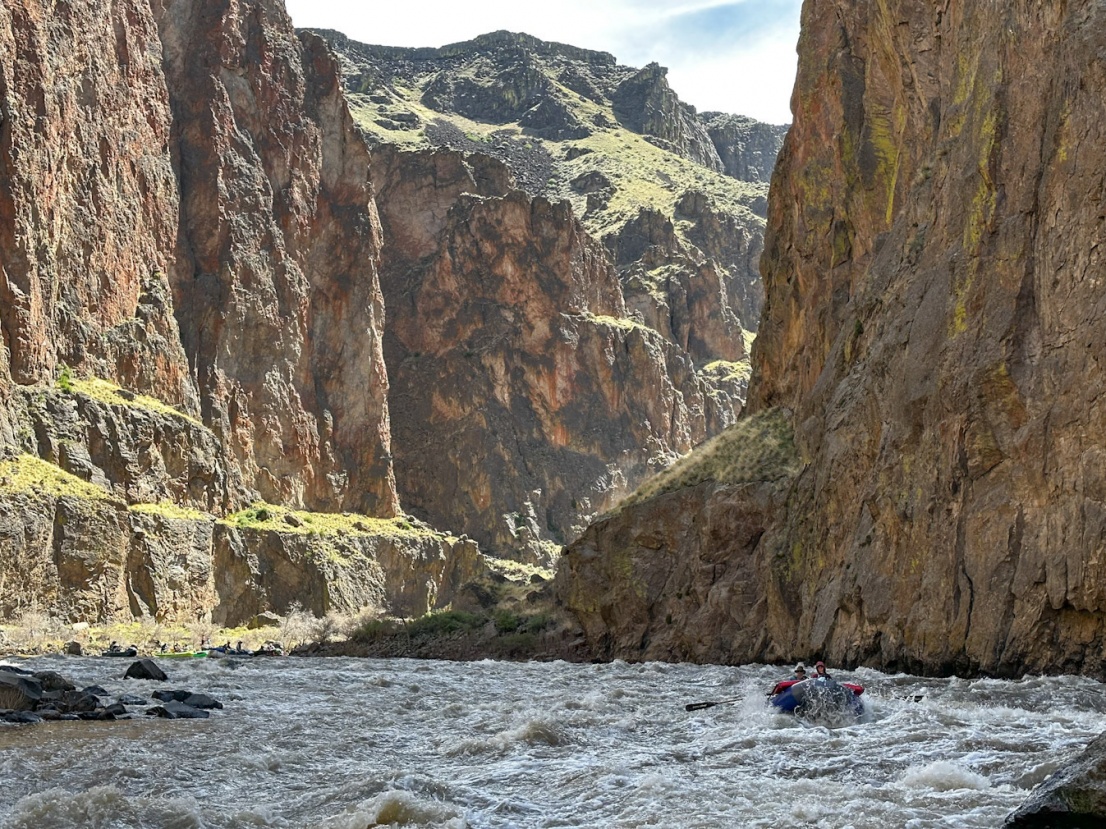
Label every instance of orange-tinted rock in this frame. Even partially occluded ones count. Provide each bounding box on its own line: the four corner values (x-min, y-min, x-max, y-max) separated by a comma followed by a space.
373, 147, 741, 559
563, 1, 1106, 676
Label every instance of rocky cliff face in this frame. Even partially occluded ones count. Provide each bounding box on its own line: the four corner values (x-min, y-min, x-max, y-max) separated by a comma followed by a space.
316, 28, 779, 341
0, 0, 194, 412
0, 0, 478, 625
372, 146, 743, 561
561, 1, 1106, 676
152, 0, 396, 517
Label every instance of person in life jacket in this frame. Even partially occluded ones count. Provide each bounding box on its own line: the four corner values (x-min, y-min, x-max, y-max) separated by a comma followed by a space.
814, 660, 832, 679
790, 662, 807, 680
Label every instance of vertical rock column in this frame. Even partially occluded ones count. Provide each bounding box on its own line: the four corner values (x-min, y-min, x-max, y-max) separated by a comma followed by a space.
151, 0, 398, 516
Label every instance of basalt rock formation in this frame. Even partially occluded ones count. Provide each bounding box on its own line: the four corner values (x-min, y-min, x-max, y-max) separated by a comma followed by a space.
560, 1, 1106, 676
315, 28, 784, 349
0, 0, 764, 629
371, 146, 743, 561
0, 0, 477, 624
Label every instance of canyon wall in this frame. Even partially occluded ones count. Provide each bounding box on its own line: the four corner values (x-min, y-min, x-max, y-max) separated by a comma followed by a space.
561, 0, 1106, 676
0, 0, 472, 624
372, 146, 742, 561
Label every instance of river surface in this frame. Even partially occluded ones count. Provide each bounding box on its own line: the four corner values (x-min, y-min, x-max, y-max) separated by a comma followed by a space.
1, 655, 1103, 828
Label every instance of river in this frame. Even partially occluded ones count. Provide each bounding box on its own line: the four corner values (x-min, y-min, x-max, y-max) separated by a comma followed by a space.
1, 655, 1102, 828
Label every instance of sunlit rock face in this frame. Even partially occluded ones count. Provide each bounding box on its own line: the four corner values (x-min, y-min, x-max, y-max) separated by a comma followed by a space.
563, 1, 1106, 676
371, 146, 742, 562
0, 0, 426, 624
152, 0, 397, 517
0, 0, 195, 411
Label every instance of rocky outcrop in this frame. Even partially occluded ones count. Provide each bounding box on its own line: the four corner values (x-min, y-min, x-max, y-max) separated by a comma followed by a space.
0, 447, 484, 625
701, 113, 789, 186
1006, 732, 1106, 826
556, 408, 799, 662
610, 63, 724, 173
561, 1, 1106, 677
212, 517, 487, 626
152, 0, 396, 517
608, 205, 751, 361
372, 146, 742, 560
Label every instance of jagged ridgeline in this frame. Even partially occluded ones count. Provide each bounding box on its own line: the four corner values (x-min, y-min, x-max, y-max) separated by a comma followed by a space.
313, 29, 786, 346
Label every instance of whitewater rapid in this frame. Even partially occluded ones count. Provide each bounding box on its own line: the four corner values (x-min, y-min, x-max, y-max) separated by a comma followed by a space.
1, 656, 1102, 828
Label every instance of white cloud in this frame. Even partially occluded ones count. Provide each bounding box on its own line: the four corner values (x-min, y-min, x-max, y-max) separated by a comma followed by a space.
283, 0, 799, 123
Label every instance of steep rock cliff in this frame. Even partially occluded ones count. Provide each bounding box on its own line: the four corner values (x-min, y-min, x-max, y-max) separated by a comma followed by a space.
373, 146, 743, 561
316, 28, 776, 342
562, 1, 1106, 676
152, 0, 396, 516
0, 0, 195, 410
0, 0, 482, 626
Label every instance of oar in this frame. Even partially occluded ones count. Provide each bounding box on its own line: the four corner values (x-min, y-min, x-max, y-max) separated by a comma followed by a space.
685, 696, 742, 711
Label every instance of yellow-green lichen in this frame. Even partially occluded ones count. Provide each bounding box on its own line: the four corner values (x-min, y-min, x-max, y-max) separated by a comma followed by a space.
0, 454, 115, 501
220, 502, 449, 541
128, 501, 213, 521
64, 376, 201, 426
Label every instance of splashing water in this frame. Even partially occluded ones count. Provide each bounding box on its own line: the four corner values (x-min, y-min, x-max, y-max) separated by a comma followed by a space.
0, 656, 1101, 828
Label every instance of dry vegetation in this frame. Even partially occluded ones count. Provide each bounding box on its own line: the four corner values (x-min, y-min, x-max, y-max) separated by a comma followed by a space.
618, 407, 799, 509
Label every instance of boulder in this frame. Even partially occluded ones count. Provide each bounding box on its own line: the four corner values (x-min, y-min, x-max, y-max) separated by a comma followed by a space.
56, 689, 101, 714
0, 710, 42, 724
33, 671, 75, 692
151, 689, 222, 709
1006, 732, 1106, 827
64, 641, 82, 656
0, 672, 42, 711
124, 659, 168, 682
182, 692, 222, 710
145, 700, 209, 719
248, 611, 281, 630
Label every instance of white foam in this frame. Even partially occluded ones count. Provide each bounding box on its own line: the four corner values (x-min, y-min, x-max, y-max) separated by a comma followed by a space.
900, 761, 991, 791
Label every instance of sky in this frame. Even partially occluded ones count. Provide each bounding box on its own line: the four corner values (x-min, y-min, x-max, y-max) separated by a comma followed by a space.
282, 0, 802, 124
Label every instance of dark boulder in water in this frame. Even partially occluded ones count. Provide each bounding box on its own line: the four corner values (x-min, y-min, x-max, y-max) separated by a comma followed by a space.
151, 689, 222, 709
0, 710, 42, 724
146, 700, 209, 719
32, 671, 75, 692
0, 672, 42, 711
124, 659, 168, 682
1006, 732, 1106, 827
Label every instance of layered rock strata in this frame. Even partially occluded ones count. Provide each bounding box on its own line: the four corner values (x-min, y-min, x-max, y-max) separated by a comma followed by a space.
562, 1, 1106, 676
0, 446, 481, 625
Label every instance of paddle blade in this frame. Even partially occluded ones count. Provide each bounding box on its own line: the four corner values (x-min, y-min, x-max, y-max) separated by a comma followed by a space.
684, 701, 716, 711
